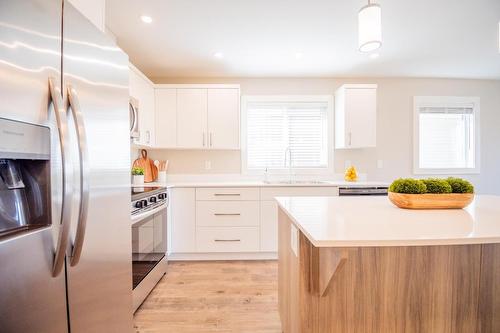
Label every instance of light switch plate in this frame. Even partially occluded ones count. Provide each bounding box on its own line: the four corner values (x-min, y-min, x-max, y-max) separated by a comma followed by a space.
290, 224, 298, 257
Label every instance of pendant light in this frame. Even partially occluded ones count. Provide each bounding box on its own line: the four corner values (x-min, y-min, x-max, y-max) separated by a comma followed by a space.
358, 0, 382, 52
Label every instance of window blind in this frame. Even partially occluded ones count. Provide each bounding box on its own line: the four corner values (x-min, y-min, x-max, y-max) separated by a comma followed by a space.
418, 106, 475, 169
246, 101, 328, 170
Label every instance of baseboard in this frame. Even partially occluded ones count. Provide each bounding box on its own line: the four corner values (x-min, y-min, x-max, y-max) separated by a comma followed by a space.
167, 252, 278, 261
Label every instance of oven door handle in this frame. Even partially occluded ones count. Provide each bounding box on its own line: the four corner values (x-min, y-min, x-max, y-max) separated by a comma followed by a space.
67, 85, 90, 267
49, 77, 73, 278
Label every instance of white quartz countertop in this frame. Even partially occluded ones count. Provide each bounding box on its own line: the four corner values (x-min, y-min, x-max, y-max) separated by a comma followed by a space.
134, 180, 389, 188
275, 195, 500, 247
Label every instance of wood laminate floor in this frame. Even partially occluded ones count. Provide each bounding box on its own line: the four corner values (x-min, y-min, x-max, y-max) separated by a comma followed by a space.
134, 260, 282, 333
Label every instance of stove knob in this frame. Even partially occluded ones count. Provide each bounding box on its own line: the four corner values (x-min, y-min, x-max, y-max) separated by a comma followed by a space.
142, 199, 148, 207
158, 193, 166, 199
149, 197, 157, 203
135, 201, 143, 208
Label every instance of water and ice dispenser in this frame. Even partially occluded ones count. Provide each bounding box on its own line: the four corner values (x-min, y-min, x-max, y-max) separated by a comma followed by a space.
0, 118, 51, 239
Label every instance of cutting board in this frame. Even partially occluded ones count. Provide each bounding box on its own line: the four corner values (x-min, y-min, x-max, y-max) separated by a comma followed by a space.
132, 149, 158, 183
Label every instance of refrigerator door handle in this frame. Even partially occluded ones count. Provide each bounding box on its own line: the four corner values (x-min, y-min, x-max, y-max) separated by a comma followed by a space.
67, 85, 90, 267
49, 77, 73, 277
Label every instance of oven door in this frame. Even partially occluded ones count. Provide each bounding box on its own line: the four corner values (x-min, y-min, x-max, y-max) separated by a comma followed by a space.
132, 206, 167, 286
131, 203, 167, 311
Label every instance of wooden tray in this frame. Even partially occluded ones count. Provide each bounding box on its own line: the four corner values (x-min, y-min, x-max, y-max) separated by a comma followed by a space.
388, 192, 474, 209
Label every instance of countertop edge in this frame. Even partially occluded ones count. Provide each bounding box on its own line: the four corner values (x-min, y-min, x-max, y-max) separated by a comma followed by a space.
133, 181, 390, 188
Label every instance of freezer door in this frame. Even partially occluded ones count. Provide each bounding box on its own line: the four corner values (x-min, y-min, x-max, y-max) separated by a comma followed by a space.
0, 0, 69, 332
62, 2, 133, 332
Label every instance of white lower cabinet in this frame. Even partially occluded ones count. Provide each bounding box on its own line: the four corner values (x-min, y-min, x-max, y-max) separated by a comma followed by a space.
196, 227, 260, 252
260, 200, 279, 252
168, 185, 339, 259
168, 187, 196, 253
195, 187, 260, 253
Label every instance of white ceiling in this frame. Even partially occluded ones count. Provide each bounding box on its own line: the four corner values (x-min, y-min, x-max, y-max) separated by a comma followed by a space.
106, 0, 500, 79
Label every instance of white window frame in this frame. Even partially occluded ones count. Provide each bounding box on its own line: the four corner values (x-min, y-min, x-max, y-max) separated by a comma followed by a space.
241, 95, 334, 175
413, 96, 480, 175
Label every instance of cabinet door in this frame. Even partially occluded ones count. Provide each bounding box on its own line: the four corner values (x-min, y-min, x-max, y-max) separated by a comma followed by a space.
168, 188, 196, 253
155, 88, 177, 148
260, 200, 278, 252
344, 87, 376, 148
177, 89, 207, 148
207, 88, 240, 149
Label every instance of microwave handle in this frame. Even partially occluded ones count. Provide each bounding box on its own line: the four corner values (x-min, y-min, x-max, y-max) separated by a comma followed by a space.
49, 77, 73, 278
130, 102, 138, 133
67, 85, 90, 267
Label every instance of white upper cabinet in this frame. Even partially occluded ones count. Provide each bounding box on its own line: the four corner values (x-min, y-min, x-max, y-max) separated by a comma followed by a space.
68, 0, 105, 31
335, 84, 377, 149
155, 89, 177, 148
207, 89, 240, 149
155, 85, 240, 150
129, 64, 155, 146
177, 89, 208, 148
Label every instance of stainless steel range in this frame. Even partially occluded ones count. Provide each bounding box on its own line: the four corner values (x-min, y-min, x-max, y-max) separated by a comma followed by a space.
131, 186, 168, 312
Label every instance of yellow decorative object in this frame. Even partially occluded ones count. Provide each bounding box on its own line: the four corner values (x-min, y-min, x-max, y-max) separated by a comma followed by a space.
344, 165, 358, 182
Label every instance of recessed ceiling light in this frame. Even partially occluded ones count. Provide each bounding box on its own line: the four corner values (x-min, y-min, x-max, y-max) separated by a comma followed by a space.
369, 53, 380, 59
295, 52, 303, 59
214, 52, 224, 59
140, 15, 153, 24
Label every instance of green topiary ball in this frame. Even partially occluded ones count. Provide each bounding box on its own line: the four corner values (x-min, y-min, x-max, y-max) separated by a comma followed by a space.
422, 178, 452, 194
389, 178, 427, 194
446, 177, 474, 193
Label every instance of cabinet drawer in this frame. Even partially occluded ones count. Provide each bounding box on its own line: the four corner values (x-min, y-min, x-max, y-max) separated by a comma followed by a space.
196, 187, 260, 201
196, 201, 259, 227
196, 227, 260, 252
260, 186, 339, 201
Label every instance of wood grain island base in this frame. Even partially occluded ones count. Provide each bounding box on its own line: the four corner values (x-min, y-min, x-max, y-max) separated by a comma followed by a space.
277, 199, 500, 333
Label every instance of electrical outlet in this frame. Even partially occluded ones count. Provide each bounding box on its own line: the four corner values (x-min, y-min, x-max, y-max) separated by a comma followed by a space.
205, 160, 211, 170
377, 159, 384, 169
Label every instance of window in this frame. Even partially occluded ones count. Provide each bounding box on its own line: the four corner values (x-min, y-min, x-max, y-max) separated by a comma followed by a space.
241, 96, 333, 174
413, 96, 480, 174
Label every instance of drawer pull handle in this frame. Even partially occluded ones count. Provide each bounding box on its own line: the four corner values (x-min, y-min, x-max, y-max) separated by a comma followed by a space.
214, 193, 241, 196
214, 239, 241, 242
214, 213, 241, 216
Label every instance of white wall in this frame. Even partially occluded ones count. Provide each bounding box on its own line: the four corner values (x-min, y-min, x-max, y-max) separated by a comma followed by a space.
68, 0, 105, 31
147, 77, 500, 194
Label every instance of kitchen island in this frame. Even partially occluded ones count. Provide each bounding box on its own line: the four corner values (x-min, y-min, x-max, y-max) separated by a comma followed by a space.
276, 196, 500, 333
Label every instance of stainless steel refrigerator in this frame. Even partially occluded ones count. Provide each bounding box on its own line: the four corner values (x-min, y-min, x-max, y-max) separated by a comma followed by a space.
0, 0, 133, 332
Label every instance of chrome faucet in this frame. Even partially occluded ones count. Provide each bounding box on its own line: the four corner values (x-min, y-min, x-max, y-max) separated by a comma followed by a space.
284, 147, 292, 183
